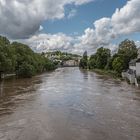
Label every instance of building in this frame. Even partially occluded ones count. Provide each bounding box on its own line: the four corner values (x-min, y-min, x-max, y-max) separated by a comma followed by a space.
122, 49, 140, 86
62, 60, 79, 67
129, 58, 140, 77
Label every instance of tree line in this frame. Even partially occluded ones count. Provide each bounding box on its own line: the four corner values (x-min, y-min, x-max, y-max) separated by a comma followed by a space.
79, 39, 138, 77
0, 36, 56, 78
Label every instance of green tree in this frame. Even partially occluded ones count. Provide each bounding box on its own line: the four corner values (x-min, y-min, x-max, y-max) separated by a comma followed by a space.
112, 57, 124, 74
18, 62, 36, 78
105, 54, 119, 70
44, 59, 56, 71
0, 36, 16, 73
0, 36, 56, 78
79, 51, 88, 69
117, 39, 138, 70
88, 47, 111, 70
94, 47, 111, 69
88, 54, 97, 69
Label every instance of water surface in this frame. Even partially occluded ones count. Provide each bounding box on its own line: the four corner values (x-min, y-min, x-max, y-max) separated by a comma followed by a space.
0, 67, 140, 140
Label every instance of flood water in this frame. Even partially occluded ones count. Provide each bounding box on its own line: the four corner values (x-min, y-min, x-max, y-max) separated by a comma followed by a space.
0, 67, 140, 140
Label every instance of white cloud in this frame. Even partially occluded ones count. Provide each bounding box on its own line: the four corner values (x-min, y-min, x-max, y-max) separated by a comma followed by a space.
6, 0, 140, 54
39, 25, 44, 31
0, 0, 94, 39
112, 0, 140, 35
74, 0, 93, 5
21, 33, 74, 53
67, 9, 77, 19
136, 41, 140, 48
75, 0, 140, 54
76, 18, 115, 53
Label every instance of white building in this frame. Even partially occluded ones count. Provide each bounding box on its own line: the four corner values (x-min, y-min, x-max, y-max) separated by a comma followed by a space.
62, 60, 79, 67
122, 49, 140, 85
129, 58, 140, 77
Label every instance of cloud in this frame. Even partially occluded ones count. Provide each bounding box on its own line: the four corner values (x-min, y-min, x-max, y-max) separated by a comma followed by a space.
75, 18, 115, 54
0, 0, 93, 39
136, 41, 140, 48
9, 0, 140, 54
39, 25, 44, 31
76, 0, 140, 54
21, 33, 74, 53
112, 0, 140, 35
74, 0, 93, 5
79, 18, 113, 47
67, 9, 77, 19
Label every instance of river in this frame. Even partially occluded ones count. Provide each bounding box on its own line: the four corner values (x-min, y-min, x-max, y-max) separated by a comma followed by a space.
0, 67, 140, 140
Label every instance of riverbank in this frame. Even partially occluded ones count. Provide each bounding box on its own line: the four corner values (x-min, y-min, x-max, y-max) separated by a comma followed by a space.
89, 69, 123, 80
0, 73, 16, 80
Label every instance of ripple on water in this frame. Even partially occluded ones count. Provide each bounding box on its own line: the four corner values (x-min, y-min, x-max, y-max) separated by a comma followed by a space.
0, 68, 140, 140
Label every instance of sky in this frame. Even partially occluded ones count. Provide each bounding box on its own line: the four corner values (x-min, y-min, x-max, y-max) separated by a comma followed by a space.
0, 0, 140, 54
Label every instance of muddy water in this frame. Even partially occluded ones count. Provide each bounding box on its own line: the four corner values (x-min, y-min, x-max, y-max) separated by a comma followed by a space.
0, 67, 140, 140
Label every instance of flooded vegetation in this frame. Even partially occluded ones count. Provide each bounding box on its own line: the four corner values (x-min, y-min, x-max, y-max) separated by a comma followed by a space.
0, 67, 140, 140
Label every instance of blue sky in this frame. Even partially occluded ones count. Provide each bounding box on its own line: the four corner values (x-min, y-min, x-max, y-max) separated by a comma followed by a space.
42, 0, 128, 36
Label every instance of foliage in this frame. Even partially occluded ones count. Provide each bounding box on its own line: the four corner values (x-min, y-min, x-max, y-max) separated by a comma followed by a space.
112, 57, 124, 74
117, 39, 137, 70
44, 59, 56, 71
0, 36, 56, 78
0, 36, 16, 73
79, 51, 88, 69
82, 39, 138, 77
18, 62, 36, 78
88, 47, 111, 70
88, 54, 97, 69
95, 47, 111, 69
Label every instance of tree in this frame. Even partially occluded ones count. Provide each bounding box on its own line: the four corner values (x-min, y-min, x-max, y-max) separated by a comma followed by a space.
44, 59, 56, 71
18, 62, 35, 78
0, 36, 56, 78
83, 51, 88, 60
95, 47, 111, 69
88, 47, 111, 70
117, 39, 138, 70
105, 54, 119, 70
0, 36, 16, 73
79, 51, 88, 69
112, 57, 124, 74
88, 54, 97, 69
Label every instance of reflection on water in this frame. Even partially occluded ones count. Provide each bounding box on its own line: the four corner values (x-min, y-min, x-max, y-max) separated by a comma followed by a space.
0, 67, 140, 140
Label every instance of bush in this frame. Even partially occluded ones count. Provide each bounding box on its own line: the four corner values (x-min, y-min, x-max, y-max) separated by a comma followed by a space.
17, 62, 36, 78
45, 60, 56, 71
